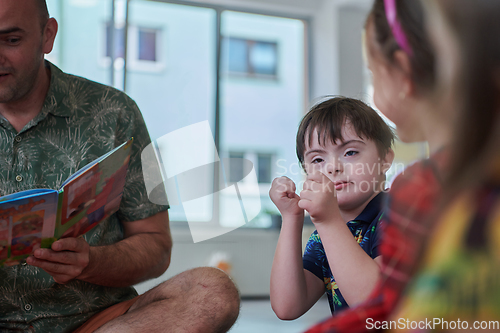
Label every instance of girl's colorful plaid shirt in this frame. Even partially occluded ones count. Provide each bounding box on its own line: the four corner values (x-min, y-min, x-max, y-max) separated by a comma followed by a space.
305, 152, 447, 333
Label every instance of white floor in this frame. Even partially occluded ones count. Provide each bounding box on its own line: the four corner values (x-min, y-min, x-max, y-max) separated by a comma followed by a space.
228, 298, 331, 333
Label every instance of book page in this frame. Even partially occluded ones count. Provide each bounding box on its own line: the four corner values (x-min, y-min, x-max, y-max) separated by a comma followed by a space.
56, 139, 133, 239
0, 191, 59, 266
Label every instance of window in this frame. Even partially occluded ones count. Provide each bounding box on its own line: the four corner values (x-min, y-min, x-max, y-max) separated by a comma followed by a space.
228, 152, 274, 185
46, 0, 307, 229
128, 26, 163, 71
138, 28, 157, 61
228, 152, 245, 183
223, 37, 278, 78
105, 23, 125, 59
220, 11, 305, 228
257, 153, 272, 184
104, 22, 162, 71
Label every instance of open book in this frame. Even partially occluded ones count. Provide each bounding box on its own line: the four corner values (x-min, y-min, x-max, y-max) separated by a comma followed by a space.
0, 138, 133, 267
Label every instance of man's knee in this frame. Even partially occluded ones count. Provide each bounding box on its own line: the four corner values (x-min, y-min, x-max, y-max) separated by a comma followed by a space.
190, 267, 240, 331
153, 267, 240, 312
154, 267, 240, 332
184, 267, 240, 310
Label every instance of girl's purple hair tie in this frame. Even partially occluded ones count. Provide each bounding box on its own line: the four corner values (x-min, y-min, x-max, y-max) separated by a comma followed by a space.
384, 0, 413, 56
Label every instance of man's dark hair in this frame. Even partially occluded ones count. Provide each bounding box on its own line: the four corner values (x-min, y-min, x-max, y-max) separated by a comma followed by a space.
36, 0, 50, 30
296, 96, 395, 168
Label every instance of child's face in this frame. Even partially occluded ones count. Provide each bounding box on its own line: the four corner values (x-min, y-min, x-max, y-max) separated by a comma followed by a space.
303, 123, 392, 212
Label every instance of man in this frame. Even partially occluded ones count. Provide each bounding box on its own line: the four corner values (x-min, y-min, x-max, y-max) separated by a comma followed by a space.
0, 0, 240, 332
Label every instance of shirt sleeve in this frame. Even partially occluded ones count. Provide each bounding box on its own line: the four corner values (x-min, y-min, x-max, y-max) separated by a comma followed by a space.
305, 158, 443, 333
303, 231, 325, 281
114, 92, 169, 222
370, 193, 390, 257
369, 214, 383, 258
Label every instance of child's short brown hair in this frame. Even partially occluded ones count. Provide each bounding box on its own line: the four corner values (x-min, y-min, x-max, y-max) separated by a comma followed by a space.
296, 96, 395, 168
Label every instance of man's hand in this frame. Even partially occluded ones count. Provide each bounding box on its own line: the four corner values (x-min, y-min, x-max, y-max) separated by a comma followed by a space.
269, 176, 304, 219
24, 211, 171, 288
298, 172, 342, 224
26, 237, 90, 284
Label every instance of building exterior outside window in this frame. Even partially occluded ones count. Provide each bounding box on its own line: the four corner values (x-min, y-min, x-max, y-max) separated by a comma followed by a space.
46, 0, 306, 229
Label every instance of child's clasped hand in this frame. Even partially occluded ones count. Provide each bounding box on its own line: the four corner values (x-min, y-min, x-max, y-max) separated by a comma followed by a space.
299, 170, 342, 224
269, 176, 304, 219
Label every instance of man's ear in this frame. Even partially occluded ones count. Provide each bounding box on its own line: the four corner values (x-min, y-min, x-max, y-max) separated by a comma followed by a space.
381, 148, 395, 174
393, 50, 414, 98
42, 18, 58, 54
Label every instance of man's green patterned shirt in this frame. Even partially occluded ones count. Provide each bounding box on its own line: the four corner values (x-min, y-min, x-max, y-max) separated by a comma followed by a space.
0, 62, 168, 332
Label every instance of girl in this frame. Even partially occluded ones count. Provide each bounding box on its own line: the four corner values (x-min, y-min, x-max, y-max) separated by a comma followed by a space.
394, 0, 500, 328
306, 0, 452, 331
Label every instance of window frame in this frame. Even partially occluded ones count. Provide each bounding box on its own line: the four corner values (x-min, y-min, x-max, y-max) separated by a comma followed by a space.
227, 151, 276, 186
101, 21, 165, 72
223, 36, 279, 79
107, 0, 311, 228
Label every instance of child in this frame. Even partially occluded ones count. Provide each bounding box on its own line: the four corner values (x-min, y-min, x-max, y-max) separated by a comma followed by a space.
270, 96, 395, 319
306, 0, 449, 331
392, 0, 500, 328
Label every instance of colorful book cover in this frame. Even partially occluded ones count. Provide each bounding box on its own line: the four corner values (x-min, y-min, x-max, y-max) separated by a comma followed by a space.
0, 138, 133, 266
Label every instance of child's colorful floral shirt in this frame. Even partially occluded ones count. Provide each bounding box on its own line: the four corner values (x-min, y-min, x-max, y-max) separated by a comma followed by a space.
302, 192, 385, 313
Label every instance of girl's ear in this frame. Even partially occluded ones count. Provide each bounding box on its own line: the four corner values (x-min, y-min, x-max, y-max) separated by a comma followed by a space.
393, 50, 414, 98
381, 148, 395, 174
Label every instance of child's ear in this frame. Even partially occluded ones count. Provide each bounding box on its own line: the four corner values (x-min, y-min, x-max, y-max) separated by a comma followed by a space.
393, 50, 414, 99
381, 148, 395, 174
